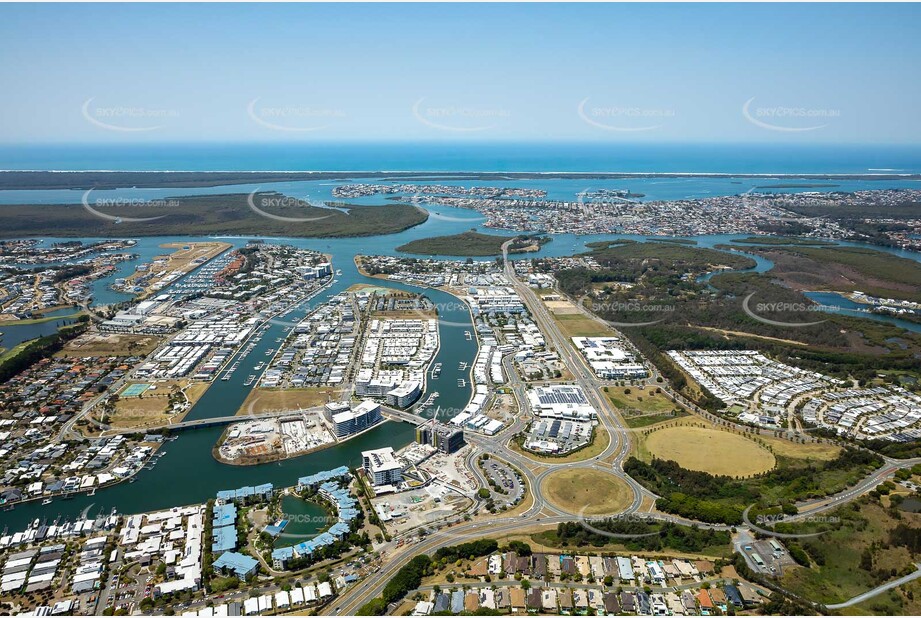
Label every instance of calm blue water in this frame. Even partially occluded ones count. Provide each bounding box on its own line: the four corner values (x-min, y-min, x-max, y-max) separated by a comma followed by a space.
3, 141, 921, 530
805, 291, 921, 334
4, 142, 921, 174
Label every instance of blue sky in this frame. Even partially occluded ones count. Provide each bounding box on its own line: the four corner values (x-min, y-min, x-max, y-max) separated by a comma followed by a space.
1, 2, 919, 144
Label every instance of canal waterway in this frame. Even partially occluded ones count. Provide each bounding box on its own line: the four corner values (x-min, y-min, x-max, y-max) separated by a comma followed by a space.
4, 184, 921, 530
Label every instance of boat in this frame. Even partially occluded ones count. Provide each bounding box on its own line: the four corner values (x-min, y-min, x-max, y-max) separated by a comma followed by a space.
464, 331, 472, 340
41, 498, 52, 506
244, 375, 256, 386
430, 363, 442, 378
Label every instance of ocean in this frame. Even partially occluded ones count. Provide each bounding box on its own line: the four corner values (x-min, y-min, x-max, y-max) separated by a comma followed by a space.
3, 141, 921, 174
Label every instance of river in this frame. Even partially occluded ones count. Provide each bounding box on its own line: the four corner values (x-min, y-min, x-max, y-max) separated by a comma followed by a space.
3, 187, 921, 530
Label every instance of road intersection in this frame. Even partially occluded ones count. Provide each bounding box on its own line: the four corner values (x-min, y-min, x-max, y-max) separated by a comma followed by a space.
331, 241, 920, 614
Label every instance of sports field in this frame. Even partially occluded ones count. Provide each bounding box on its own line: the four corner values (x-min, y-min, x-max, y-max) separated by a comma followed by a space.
644, 425, 776, 476
543, 468, 633, 516
121, 383, 151, 397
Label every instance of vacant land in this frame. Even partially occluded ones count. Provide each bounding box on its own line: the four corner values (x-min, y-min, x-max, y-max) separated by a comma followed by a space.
780, 500, 921, 607
604, 386, 687, 428
0, 311, 84, 325
57, 332, 161, 357
544, 300, 581, 315
542, 468, 633, 516
759, 435, 842, 461
236, 387, 342, 416
107, 381, 208, 429
553, 313, 612, 338
643, 425, 776, 477
0, 193, 429, 238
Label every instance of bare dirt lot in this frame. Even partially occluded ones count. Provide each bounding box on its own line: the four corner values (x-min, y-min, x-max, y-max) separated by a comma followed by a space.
58, 332, 161, 357
236, 387, 342, 415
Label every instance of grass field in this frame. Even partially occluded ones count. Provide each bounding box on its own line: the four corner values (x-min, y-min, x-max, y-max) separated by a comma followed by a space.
0, 340, 33, 364
642, 425, 776, 477
604, 386, 687, 428
543, 468, 633, 516
760, 435, 842, 461
553, 313, 612, 338
237, 387, 342, 415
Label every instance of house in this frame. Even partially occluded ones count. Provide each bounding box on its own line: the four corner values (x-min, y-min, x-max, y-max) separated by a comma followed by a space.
467, 557, 489, 577
465, 591, 480, 613
451, 590, 464, 614
650, 593, 669, 616
510, 587, 527, 613
527, 588, 542, 612
637, 591, 651, 616
558, 589, 573, 613
588, 589, 605, 614
432, 592, 449, 613
681, 590, 698, 613
738, 582, 766, 607
531, 554, 547, 579
697, 589, 714, 613
723, 584, 745, 609
516, 555, 531, 575
541, 588, 558, 613
560, 556, 576, 575
708, 587, 728, 611
603, 592, 621, 615
495, 587, 511, 611
573, 589, 589, 612
620, 591, 637, 614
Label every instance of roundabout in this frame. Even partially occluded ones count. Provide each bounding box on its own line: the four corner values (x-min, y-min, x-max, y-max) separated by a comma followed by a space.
542, 467, 634, 516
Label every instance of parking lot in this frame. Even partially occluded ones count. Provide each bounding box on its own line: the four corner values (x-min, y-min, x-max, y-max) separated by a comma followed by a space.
480, 458, 524, 507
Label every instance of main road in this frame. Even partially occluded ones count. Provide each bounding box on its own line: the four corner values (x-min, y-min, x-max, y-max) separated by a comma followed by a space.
331, 244, 920, 614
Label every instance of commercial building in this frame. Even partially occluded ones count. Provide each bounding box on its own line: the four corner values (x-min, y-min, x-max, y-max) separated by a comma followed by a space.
527, 385, 597, 421
387, 380, 422, 408
571, 337, 648, 380
416, 421, 465, 454
362, 447, 403, 487
331, 400, 382, 438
